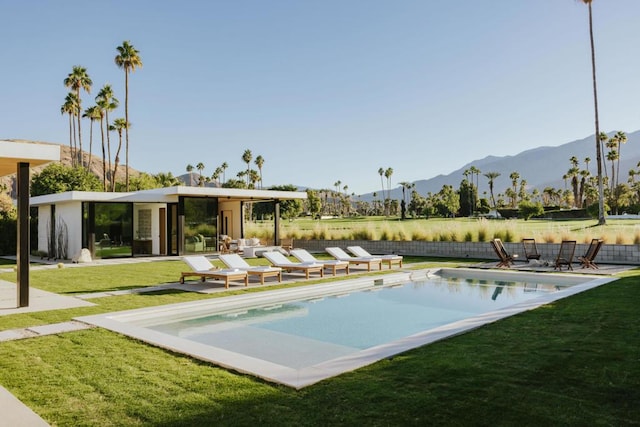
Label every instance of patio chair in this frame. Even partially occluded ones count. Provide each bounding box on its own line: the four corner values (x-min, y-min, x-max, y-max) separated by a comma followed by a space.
578, 238, 603, 269
522, 238, 541, 261
325, 247, 383, 271
218, 253, 282, 284
290, 249, 350, 276
263, 251, 324, 279
180, 256, 248, 288
490, 238, 518, 268
346, 246, 403, 269
554, 240, 577, 271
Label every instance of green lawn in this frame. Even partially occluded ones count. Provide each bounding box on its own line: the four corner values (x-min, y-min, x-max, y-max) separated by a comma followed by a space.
0, 258, 638, 426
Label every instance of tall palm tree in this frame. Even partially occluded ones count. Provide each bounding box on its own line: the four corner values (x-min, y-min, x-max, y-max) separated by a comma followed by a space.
61, 93, 79, 162
115, 41, 143, 192
196, 162, 205, 186
109, 118, 129, 191
484, 171, 500, 209
605, 136, 618, 191
242, 149, 253, 187
469, 165, 481, 215
614, 130, 627, 189
579, 0, 605, 224
384, 167, 393, 201
186, 164, 194, 186
96, 85, 119, 186
64, 66, 92, 167
255, 155, 264, 189
221, 162, 228, 183
82, 105, 101, 172
584, 157, 591, 173
377, 167, 385, 214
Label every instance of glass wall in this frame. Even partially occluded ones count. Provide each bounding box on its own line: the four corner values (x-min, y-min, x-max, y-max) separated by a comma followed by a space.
84, 202, 133, 259
182, 197, 217, 254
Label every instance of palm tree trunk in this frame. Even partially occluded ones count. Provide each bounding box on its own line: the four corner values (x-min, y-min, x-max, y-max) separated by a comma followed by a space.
588, 3, 605, 225
88, 120, 93, 171
124, 71, 130, 192
76, 89, 83, 168
100, 118, 107, 191
105, 110, 112, 187
112, 132, 123, 192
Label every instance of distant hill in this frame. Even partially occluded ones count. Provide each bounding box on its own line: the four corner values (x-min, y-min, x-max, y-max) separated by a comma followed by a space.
359, 130, 640, 201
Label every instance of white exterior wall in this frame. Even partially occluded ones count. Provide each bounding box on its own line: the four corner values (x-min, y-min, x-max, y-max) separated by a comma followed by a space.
56, 202, 83, 258
36, 205, 51, 255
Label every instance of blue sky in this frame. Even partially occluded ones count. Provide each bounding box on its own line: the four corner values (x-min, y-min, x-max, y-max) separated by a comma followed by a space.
2, 1, 640, 194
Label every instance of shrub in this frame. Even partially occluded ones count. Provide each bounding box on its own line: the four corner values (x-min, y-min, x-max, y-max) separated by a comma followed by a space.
464, 231, 473, 242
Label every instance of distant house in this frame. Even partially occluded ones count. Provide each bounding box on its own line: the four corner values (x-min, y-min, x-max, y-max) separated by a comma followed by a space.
30, 186, 306, 260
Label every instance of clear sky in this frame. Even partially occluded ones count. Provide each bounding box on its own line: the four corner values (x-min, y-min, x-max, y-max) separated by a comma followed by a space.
2, 1, 640, 194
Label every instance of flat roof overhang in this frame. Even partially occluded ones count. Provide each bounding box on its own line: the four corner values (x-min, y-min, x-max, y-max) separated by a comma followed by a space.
0, 140, 60, 175
31, 186, 307, 206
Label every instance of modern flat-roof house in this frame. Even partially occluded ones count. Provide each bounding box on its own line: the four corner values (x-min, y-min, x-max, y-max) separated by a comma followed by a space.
0, 140, 60, 307
30, 186, 307, 260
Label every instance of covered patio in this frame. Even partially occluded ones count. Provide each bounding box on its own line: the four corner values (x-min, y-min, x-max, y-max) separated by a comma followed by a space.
0, 140, 60, 307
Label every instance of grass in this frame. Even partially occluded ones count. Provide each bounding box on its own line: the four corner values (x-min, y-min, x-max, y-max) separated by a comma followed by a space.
0, 258, 638, 425
246, 216, 640, 244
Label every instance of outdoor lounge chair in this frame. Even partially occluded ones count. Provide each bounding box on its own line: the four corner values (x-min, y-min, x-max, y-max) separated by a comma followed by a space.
180, 256, 248, 288
490, 238, 518, 268
346, 246, 403, 269
578, 238, 603, 269
290, 249, 350, 276
554, 240, 576, 271
263, 251, 324, 279
522, 238, 541, 261
325, 247, 383, 271
218, 253, 282, 284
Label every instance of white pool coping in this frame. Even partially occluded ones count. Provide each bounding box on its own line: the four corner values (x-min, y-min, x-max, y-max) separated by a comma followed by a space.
76, 268, 616, 389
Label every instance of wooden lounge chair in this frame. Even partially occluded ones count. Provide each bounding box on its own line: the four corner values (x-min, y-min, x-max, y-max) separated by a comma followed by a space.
290, 249, 350, 276
554, 240, 576, 271
578, 238, 603, 269
325, 247, 383, 271
218, 254, 282, 284
180, 256, 248, 288
346, 246, 403, 269
522, 238, 541, 261
263, 251, 324, 279
491, 238, 517, 268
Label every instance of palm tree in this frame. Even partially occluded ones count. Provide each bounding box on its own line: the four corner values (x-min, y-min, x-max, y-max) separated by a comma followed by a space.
154, 172, 181, 187
196, 162, 206, 186
60, 93, 79, 162
384, 167, 393, 200
584, 157, 591, 173
469, 165, 481, 214
64, 66, 92, 167
96, 84, 119, 186
212, 167, 222, 187
614, 131, 627, 189
186, 164, 194, 186
378, 167, 385, 214
115, 41, 143, 192
484, 171, 500, 209
255, 155, 264, 189
579, 0, 605, 224
605, 136, 618, 191
242, 149, 252, 186
82, 105, 101, 172
109, 118, 129, 191
221, 162, 228, 184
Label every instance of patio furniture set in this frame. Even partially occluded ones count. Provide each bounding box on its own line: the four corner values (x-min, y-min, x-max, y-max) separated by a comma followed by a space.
491, 238, 604, 271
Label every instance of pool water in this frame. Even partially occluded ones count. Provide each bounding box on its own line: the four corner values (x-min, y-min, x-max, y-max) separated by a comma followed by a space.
146, 274, 562, 369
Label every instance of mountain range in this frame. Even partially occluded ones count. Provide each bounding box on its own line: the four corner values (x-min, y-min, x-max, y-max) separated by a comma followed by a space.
358, 130, 640, 202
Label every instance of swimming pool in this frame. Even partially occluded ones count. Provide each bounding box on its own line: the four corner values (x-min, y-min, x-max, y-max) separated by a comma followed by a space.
78, 268, 614, 388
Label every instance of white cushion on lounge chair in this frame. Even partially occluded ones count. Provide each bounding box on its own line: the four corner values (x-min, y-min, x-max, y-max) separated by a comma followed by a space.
347, 246, 402, 261
219, 254, 281, 273
184, 255, 217, 272
263, 251, 320, 267
326, 247, 379, 261
290, 249, 347, 267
